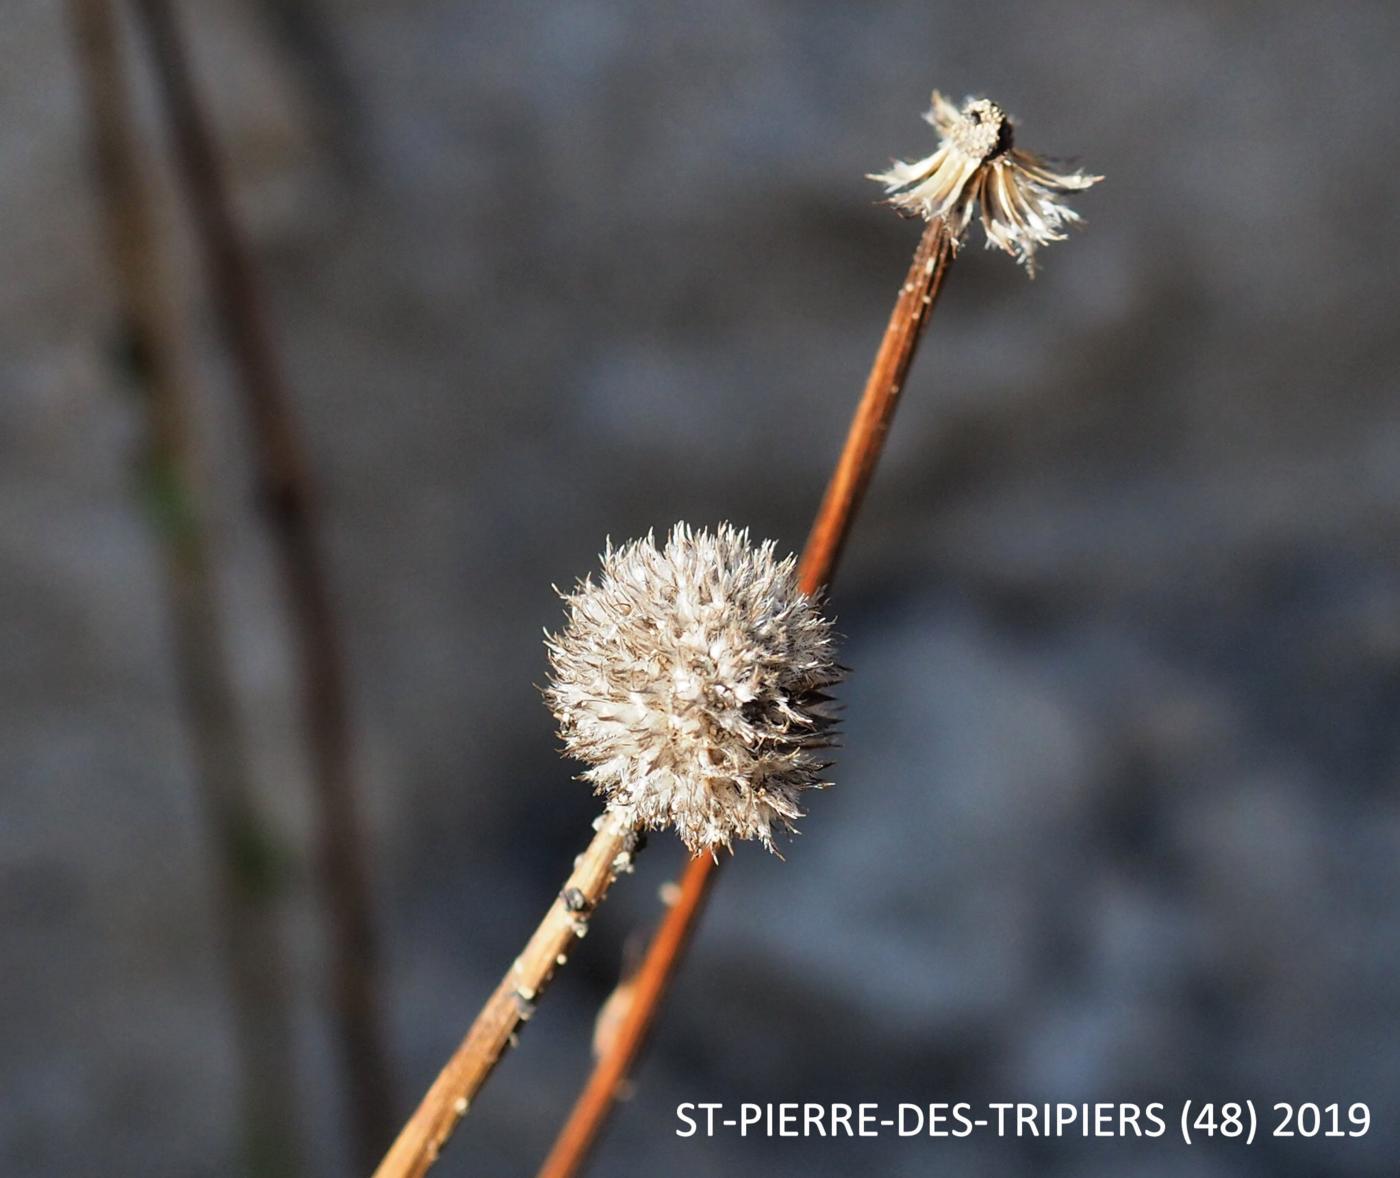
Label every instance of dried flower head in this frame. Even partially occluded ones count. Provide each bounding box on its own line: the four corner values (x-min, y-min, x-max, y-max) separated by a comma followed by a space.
545, 523, 841, 855
870, 91, 1101, 274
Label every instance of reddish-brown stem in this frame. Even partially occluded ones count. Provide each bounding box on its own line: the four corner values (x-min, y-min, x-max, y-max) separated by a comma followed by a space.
797, 218, 955, 590
128, 1, 396, 1167
67, 1, 304, 1171
537, 851, 719, 1178
537, 216, 955, 1178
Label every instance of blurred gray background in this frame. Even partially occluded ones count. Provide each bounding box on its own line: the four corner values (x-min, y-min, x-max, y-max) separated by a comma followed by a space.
3, 1, 1398, 1175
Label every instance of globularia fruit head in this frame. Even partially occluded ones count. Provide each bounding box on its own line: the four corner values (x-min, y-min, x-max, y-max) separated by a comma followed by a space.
545, 523, 841, 855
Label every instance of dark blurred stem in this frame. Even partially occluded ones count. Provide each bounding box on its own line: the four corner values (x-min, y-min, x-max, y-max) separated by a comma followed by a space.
67, 1, 303, 1173
249, 0, 367, 177
537, 216, 956, 1178
127, 0, 397, 1166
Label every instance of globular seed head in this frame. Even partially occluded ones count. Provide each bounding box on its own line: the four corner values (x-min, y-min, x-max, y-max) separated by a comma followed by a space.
545, 523, 842, 855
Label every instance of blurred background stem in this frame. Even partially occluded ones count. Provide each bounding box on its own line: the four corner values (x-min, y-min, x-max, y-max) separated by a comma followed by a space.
127, 0, 397, 1167
247, 0, 367, 179
67, 0, 303, 1172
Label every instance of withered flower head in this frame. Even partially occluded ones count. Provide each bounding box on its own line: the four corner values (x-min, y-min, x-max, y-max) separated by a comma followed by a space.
545, 523, 841, 856
870, 91, 1101, 274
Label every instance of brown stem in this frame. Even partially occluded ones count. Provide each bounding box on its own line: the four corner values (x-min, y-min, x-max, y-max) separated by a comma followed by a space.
248, 0, 367, 178
67, 1, 304, 1172
537, 216, 956, 1178
373, 815, 644, 1178
127, 1, 396, 1167
797, 217, 956, 590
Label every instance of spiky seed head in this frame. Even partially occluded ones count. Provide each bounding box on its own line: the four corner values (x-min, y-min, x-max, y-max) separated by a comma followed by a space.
545, 523, 841, 856
869, 90, 1102, 275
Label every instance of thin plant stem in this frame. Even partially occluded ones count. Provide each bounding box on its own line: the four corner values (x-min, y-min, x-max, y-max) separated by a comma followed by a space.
67, 0, 304, 1171
248, 0, 367, 178
373, 815, 645, 1178
796, 217, 956, 591
127, 1, 396, 1166
537, 215, 955, 1178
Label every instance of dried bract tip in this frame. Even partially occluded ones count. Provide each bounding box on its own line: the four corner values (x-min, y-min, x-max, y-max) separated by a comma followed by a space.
869, 90, 1101, 275
546, 523, 841, 855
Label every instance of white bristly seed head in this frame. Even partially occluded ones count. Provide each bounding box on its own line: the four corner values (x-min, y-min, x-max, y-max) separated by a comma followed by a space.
869, 91, 1102, 275
545, 523, 841, 856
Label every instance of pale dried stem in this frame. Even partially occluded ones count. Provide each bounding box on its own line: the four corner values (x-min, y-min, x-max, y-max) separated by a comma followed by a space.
537, 216, 956, 1178
374, 814, 642, 1178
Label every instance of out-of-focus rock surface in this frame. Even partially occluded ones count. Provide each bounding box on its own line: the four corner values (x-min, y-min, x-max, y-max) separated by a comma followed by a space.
3, 1, 1398, 1174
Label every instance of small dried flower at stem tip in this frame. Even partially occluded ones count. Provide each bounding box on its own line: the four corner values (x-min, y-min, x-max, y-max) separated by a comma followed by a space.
869, 91, 1102, 275
546, 523, 842, 856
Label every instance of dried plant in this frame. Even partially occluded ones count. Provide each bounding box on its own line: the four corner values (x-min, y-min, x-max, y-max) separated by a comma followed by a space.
375, 526, 839, 1178
540, 88, 1101, 1178
870, 91, 1101, 274
547, 524, 841, 855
